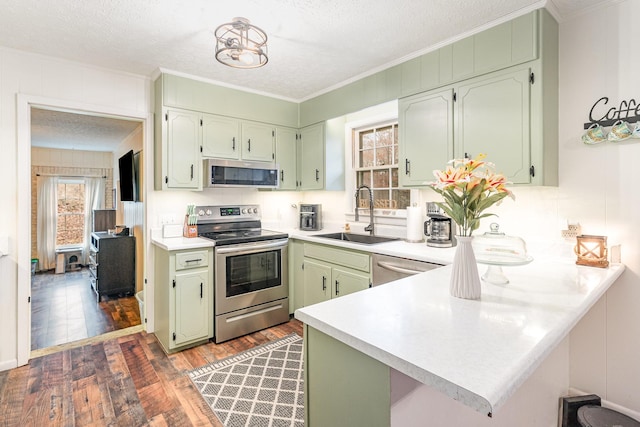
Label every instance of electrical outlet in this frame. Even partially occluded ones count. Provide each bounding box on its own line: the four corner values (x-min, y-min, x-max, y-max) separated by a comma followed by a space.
561, 223, 581, 239
559, 395, 601, 427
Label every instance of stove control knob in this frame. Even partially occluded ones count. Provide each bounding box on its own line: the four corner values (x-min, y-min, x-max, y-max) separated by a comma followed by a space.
206, 209, 212, 215
198, 209, 205, 216
253, 208, 258, 214
242, 208, 248, 214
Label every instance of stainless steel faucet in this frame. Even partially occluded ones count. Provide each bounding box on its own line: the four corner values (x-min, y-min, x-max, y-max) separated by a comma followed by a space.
355, 185, 374, 235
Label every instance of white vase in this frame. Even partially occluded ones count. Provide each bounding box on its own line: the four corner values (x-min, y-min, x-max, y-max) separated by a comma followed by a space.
449, 236, 482, 300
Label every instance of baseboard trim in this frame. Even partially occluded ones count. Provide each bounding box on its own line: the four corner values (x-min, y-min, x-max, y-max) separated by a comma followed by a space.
0, 358, 18, 372
568, 387, 640, 421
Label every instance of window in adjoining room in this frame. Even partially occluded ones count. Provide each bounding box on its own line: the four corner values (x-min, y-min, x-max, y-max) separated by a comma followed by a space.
56, 180, 85, 246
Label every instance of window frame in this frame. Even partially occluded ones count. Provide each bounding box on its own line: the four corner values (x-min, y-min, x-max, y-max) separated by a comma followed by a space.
353, 121, 409, 211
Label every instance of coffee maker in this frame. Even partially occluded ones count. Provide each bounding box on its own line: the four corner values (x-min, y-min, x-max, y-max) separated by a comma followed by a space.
424, 202, 456, 247
300, 204, 322, 231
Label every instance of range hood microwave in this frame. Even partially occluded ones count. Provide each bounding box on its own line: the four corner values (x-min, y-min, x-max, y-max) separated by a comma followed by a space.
204, 159, 279, 188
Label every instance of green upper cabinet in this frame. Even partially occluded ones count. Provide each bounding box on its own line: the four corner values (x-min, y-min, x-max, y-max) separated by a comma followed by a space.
299, 10, 544, 127
399, 88, 454, 187
161, 109, 202, 190
456, 67, 532, 184
275, 127, 298, 191
201, 114, 240, 159
201, 116, 274, 162
298, 123, 325, 190
241, 121, 275, 162
400, 65, 537, 186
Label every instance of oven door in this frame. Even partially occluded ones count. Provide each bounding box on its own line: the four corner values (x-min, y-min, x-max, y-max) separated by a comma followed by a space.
215, 239, 288, 315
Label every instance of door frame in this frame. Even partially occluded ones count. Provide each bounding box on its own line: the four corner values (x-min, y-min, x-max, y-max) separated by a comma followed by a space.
16, 94, 152, 366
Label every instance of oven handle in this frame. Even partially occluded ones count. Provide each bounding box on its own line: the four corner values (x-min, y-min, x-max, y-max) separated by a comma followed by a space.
215, 239, 288, 255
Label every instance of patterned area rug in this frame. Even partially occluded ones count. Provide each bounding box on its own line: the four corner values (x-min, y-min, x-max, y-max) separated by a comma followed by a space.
188, 334, 304, 427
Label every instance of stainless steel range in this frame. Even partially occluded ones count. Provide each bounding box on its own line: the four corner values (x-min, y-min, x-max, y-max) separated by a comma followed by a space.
196, 205, 289, 343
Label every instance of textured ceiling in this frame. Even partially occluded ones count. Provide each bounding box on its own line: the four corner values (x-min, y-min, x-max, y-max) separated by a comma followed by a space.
31, 109, 142, 152
2, 0, 615, 151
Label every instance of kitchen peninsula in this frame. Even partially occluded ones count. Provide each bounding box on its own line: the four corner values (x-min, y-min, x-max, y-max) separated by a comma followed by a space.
295, 251, 624, 426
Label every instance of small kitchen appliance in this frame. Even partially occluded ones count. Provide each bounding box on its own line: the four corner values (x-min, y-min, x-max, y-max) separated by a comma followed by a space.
299, 204, 322, 231
196, 205, 289, 343
424, 202, 456, 248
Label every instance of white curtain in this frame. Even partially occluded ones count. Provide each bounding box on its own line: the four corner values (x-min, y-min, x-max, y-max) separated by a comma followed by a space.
83, 177, 105, 264
36, 176, 59, 271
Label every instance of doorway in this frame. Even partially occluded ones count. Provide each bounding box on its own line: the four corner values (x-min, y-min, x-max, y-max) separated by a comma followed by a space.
26, 104, 147, 355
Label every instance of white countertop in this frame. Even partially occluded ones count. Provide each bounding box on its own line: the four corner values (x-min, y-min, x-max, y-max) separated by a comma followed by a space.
150, 235, 214, 251
295, 256, 625, 415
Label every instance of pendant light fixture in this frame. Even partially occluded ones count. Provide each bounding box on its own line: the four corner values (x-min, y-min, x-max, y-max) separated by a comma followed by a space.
215, 17, 268, 69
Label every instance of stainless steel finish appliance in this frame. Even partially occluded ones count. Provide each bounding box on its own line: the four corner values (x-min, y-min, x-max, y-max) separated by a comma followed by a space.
299, 204, 322, 230
196, 205, 289, 343
372, 253, 442, 286
204, 159, 279, 188
424, 202, 456, 248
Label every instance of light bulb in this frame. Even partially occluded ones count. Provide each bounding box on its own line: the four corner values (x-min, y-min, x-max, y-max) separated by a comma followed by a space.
239, 51, 254, 65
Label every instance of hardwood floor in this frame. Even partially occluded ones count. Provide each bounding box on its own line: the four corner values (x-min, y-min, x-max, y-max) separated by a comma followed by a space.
31, 268, 141, 351
0, 319, 303, 426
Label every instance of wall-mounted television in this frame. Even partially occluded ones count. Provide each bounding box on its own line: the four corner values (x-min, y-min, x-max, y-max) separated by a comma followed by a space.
118, 150, 140, 202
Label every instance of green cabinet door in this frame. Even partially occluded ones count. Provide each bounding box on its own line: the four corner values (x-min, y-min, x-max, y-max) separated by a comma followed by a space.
333, 267, 371, 298
399, 88, 454, 187
201, 114, 240, 159
298, 123, 325, 190
456, 67, 531, 184
166, 109, 201, 189
275, 127, 298, 190
241, 121, 275, 162
303, 259, 332, 306
174, 269, 209, 346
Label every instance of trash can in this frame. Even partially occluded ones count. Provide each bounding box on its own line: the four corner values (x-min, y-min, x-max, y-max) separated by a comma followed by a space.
578, 405, 640, 427
31, 258, 38, 275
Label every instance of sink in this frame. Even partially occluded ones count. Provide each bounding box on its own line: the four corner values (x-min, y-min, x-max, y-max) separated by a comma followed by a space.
312, 232, 399, 245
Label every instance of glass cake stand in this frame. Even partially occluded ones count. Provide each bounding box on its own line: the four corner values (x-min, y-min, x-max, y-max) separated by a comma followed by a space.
472, 223, 533, 284
475, 255, 534, 284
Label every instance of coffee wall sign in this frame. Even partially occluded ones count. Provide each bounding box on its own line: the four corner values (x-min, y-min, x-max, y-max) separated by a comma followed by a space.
583, 96, 640, 129
582, 96, 640, 144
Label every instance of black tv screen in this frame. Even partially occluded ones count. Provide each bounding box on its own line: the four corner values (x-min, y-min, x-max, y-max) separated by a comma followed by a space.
118, 150, 138, 202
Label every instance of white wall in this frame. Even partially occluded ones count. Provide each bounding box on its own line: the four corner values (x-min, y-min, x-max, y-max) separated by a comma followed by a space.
0, 47, 150, 370
559, 1, 640, 414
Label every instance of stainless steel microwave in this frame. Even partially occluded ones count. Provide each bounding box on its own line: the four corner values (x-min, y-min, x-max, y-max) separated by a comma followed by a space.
204, 159, 279, 188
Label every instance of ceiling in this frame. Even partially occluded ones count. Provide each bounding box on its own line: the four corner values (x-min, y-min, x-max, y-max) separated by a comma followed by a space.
4, 0, 615, 152
30, 108, 142, 152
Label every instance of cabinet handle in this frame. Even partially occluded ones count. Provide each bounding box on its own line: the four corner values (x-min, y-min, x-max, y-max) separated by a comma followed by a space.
248, 138, 251, 152
190, 164, 194, 180
200, 283, 203, 299
232, 137, 236, 151
405, 159, 410, 175
322, 276, 326, 291
335, 280, 339, 296
315, 169, 319, 182
280, 170, 284, 182
185, 258, 202, 263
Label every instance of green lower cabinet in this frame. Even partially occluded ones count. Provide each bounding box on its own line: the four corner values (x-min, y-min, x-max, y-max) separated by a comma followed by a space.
332, 266, 371, 298
301, 242, 372, 307
305, 325, 390, 426
303, 259, 332, 306
154, 247, 214, 353
174, 269, 210, 346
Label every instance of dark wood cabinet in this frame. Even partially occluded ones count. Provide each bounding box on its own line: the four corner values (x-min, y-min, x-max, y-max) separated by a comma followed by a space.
89, 232, 135, 301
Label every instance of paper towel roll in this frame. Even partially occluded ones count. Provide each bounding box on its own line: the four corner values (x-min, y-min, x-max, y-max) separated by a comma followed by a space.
406, 206, 423, 242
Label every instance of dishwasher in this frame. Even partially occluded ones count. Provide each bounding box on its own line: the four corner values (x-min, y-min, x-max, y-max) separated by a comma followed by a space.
372, 253, 443, 286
